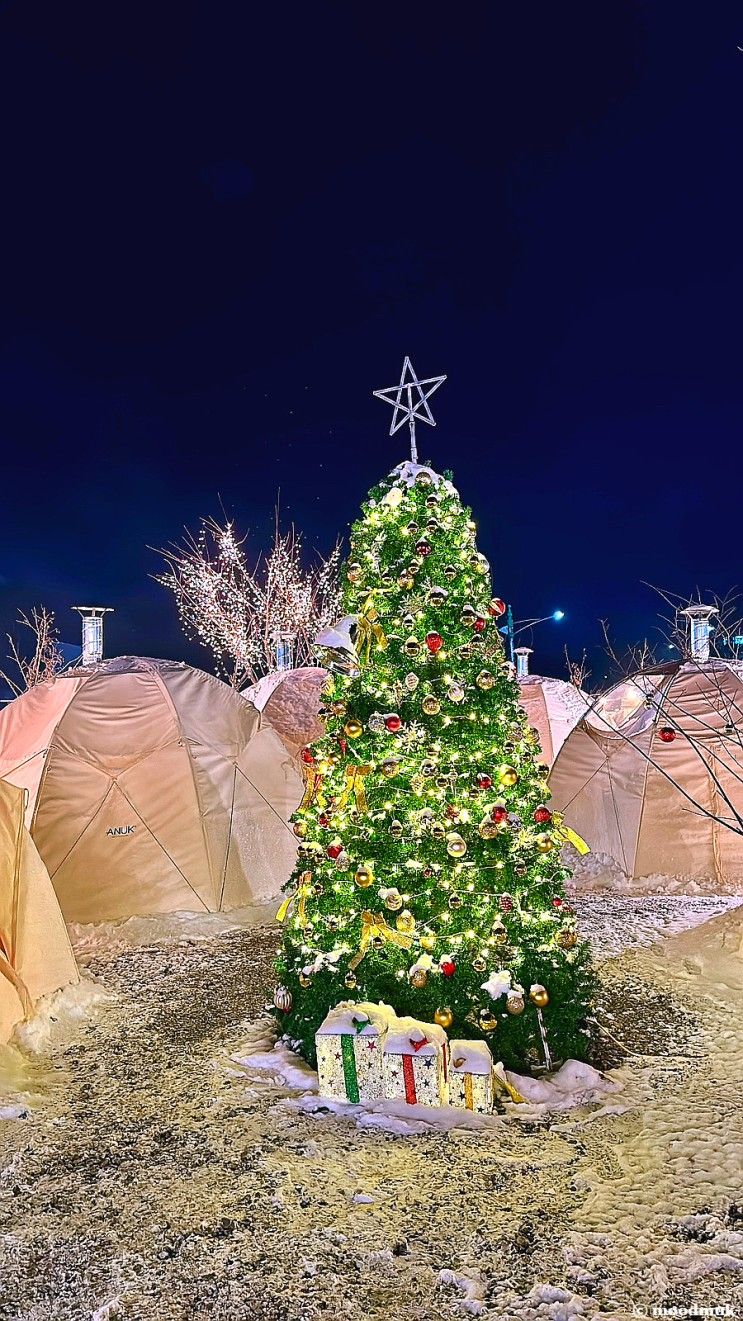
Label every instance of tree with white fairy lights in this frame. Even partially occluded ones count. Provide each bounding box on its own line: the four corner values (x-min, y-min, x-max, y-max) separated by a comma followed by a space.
275, 359, 595, 1071
155, 515, 342, 689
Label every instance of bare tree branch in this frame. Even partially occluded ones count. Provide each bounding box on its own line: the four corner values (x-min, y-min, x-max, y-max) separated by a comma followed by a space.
0, 608, 65, 698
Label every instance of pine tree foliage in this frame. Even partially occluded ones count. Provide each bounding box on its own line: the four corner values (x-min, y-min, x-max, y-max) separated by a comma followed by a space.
276, 463, 595, 1070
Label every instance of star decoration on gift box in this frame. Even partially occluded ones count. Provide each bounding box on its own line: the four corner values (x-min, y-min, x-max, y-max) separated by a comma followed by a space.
373, 356, 447, 463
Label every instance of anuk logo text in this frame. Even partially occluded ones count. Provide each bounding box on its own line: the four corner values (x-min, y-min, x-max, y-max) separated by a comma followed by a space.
106, 826, 136, 837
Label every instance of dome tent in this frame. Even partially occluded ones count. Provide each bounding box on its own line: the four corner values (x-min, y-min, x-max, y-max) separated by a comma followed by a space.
549, 658, 743, 888
0, 778, 79, 1042
514, 648, 590, 768
0, 658, 302, 923
243, 666, 326, 755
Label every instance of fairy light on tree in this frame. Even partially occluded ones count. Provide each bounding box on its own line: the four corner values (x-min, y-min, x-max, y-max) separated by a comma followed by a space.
155, 515, 342, 689
275, 361, 595, 1071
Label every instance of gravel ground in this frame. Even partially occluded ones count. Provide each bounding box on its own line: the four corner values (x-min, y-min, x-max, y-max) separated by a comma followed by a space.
0, 899, 740, 1321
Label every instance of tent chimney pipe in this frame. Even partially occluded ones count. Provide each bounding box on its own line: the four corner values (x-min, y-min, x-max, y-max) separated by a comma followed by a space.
680, 605, 718, 663
514, 646, 533, 679
72, 607, 113, 666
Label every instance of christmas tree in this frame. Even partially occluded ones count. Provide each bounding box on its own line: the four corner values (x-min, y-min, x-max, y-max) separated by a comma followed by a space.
275, 360, 595, 1071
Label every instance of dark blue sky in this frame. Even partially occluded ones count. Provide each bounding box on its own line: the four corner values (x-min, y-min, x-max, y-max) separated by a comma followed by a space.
1, 3, 742, 685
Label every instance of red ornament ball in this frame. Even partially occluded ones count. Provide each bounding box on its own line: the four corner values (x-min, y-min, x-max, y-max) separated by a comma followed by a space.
423, 866, 434, 878
533, 806, 552, 824
415, 539, 433, 557
425, 631, 443, 654
326, 842, 343, 859
472, 616, 486, 633
491, 805, 509, 824
440, 958, 456, 978
552, 897, 563, 908
658, 726, 676, 743
301, 748, 315, 764
500, 894, 514, 913
476, 772, 493, 790
489, 597, 506, 618
385, 713, 402, 733
318, 813, 331, 829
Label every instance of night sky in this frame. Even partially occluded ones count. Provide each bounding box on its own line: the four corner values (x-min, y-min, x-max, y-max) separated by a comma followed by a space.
2, 3, 742, 687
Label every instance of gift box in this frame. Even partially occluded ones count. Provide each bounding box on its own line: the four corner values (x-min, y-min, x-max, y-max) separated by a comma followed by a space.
382, 1017, 449, 1107
315, 1001, 391, 1102
448, 1040, 494, 1113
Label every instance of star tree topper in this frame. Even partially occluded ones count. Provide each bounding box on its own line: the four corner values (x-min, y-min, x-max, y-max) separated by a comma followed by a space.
373, 356, 447, 463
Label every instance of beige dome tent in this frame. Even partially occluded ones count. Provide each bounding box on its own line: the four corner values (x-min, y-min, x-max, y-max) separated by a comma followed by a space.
0, 778, 79, 1042
0, 658, 302, 923
549, 658, 743, 888
243, 666, 326, 755
514, 648, 590, 768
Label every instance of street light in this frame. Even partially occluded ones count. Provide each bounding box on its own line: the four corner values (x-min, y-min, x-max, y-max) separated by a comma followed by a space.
500, 606, 566, 662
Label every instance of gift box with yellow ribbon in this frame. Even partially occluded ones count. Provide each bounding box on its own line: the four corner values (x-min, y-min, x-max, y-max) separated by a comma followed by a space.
381, 1016, 449, 1107
315, 1001, 393, 1103
448, 1040, 494, 1114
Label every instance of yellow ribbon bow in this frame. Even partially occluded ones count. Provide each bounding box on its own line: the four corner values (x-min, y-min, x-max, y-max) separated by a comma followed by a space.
276, 871, 313, 926
355, 595, 388, 663
349, 910, 413, 970
337, 764, 371, 814
552, 813, 590, 856
299, 762, 327, 811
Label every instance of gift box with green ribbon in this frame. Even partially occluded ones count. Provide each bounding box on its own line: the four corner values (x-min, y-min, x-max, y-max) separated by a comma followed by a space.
315, 1001, 392, 1102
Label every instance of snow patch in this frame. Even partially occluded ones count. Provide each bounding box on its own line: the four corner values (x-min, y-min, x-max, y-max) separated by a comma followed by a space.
70, 907, 274, 961
14, 977, 111, 1054
568, 848, 743, 897
438, 1267, 486, 1314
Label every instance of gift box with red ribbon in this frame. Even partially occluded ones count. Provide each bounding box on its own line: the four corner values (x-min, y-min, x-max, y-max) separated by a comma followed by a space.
381, 1017, 449, 1106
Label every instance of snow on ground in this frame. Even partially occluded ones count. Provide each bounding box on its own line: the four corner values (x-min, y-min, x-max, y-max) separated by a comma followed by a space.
569, 846, 743, 896
0, 897, 739, 1319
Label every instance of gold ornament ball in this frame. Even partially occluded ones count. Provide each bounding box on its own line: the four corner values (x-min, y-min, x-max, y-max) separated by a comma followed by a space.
273, 985, 292, 1013
479, 820, 499, 840
478, 1009, 498, 1033
506, 991, 525, 1016
491, 921, 506, 943
476, 670, 495, 691
472, 955, 487, 973
299, 973, 312, 989
448, 892, 463, 910
443, 563, 457, 580
421, 760, 437, 778
422, 695, 441, 716
428, 586, 448, 605
331, 700, 347, 716
420, 933, 437, 952
389, 819, 403, 840
410, 967, 428, 988
498, 764, 518, 788
535, 833, 554, 854
344, 972, 358, 990
381, 758, 400, 778
530, 984, 550, 1008
425, 492, 439, 507
347, 562, 362, 583
313, 882, 324, 896
448, 682, 466, 704
434, 1006, 454, 1029
415, 470, 433, 487
403, 637, 421, 658
461, 604, 477, 622
293, 820, 307, 838
397, 573, 414, 590
557, 929, 578, 950
354, 864, 374, 889
344, 718, 363, 739
384, 890, 403, 911
431, 820, 446, 840
446, 832, 467, 858
396, 909, 416, 935
406, 520, 419, 534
